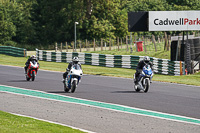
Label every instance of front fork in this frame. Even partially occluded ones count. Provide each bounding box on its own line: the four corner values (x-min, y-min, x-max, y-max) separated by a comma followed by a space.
66, 75, 81, 88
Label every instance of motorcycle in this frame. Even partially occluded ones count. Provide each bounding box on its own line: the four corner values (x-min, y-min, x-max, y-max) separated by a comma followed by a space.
26, 60, 39, 81
63, 64, 83, 93
134, 64, 153, 92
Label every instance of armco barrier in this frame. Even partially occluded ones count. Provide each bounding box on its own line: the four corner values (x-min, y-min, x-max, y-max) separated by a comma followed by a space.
0, 46, 27, 57
36, 49, 185, 76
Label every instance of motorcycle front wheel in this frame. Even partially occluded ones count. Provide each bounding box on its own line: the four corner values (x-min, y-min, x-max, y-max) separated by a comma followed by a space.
32, 71, 35, 81
71, 80, 77, 93
143, 78, 150, 93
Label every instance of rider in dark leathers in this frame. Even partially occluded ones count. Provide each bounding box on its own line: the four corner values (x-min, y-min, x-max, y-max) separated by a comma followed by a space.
62, 57, 82, 82
134, 56, 153, 84
24, 55, 39, 74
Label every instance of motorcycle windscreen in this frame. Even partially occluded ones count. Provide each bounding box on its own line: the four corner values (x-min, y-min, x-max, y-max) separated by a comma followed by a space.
143, 66, 153, 75
31, 60, 36, 65
72, 64, 81, 70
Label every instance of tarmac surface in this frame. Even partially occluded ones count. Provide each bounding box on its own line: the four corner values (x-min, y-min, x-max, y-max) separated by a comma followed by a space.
0, 65, 200, 132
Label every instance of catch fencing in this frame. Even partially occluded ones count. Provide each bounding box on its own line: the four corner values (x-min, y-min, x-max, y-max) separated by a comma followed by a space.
0, 46, 27, 57
36, 49, 185, 76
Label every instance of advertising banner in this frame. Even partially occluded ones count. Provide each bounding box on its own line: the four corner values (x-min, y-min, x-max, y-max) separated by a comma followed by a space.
149, 11, 200, 31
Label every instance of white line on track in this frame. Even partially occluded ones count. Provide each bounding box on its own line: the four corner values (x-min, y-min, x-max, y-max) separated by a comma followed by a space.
1, 84, 200, 126
9, 112, 96, 133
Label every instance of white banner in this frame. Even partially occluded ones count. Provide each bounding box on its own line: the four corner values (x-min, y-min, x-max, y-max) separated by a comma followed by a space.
149, 11, 200, 31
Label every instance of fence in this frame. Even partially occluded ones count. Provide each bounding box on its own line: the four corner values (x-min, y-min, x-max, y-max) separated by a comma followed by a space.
0, 46, 27, 57
54, 35, 168, 53
36, 49, 185, 76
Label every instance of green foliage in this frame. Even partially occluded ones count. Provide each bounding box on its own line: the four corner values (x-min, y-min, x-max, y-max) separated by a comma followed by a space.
0, 0, 200, 49
0, 0, 36, 45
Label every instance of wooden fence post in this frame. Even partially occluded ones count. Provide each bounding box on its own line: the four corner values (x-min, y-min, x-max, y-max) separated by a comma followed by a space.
109, 38, 111, 50
143, 36, 147, 53
152, 35, 157, 52
72, 42, 74, 52
167, 35, 171, 51
80, 40, 82, 52
101, 38, 103, 51
55, 42, 57, 52
117, 37, 119, 51
126, 36, 128, 52
164, 32, 168, 51
66, 42, 68, 52
88, 41, 90, 51
135, 36, 137, 52
94, 38, 96, 51
61, 42, 62, 52
121, 38, 122, 49
86, 39, 88, 51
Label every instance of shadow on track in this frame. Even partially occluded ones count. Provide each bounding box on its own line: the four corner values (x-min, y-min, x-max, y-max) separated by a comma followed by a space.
111, 91, 138, 93
48, 91, 67, 93
8, 80, 28, 82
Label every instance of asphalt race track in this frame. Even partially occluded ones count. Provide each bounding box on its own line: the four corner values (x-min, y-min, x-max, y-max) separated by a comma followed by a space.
0, 65, 200, 133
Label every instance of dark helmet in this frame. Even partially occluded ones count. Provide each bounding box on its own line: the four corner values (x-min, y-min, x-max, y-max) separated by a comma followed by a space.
72, 57, 79, 64
143, 56, 150, 63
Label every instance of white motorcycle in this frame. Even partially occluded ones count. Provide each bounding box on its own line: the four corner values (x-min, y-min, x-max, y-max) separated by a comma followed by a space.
63, 64, 83, 93
134, 65, 153, 92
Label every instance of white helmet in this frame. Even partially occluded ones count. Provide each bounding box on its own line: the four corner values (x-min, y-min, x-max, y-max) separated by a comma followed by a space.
143, 56, 150, 63
72, 57, 79, 64
31, 55, 36, 60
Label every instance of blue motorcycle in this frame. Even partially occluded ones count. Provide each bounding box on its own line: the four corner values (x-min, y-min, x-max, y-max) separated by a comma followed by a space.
134, 65, 153, 92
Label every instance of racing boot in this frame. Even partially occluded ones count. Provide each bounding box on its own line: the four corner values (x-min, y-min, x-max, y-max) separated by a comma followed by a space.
62, 79, 66, 83
24, 67, 27, 75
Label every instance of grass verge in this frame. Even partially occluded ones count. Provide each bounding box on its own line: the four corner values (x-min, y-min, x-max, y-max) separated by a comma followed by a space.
0, 54, 200, 86
0, 111, 84, 133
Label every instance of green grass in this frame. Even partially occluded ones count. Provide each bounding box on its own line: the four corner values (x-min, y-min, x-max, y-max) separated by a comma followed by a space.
86, 47, 170, 59
0, 54, 200, 86
0, 111, 84, 133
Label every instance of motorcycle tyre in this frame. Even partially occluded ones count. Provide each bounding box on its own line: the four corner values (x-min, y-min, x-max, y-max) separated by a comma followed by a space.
64, 82, 70, 92
71, 80, 77, 93
144, 79, 150, 93
32, 71, 35, 81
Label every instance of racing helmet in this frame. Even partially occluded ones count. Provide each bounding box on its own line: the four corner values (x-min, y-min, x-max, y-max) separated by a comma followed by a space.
143, 56, 150, 63
72, 57, 79, 64
31, 55, 36, 60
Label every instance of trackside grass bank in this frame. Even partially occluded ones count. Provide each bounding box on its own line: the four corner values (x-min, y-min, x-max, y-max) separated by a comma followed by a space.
0, 111, 85, 133
0, 54, 200, 86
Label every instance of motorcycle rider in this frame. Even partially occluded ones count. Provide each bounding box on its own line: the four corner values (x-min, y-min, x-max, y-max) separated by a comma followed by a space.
134, 56, 153, 84
24, 55, 39, 74
62, 56, 82, 83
